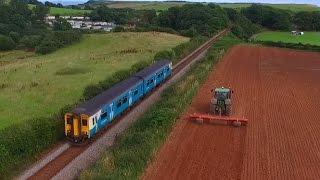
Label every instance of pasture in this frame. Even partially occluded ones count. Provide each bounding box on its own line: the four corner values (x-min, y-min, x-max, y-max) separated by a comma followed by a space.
106, 2, 320, 12
28, 4, 91, 16
255, 31, 320, 46
0, 32, 188, 129
107, 2, 187, 11
218, 3, 320, 12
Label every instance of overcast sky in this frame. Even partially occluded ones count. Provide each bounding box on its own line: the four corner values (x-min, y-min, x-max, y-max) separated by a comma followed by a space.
45, 0, 320, 6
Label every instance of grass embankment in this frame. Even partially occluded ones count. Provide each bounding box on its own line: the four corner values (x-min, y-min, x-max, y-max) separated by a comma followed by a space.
28, 4, 91, 16
105, 2, 320, 12
80, 34, 242, 179
0, 32, 188, 129
255, 31, 320, 46
108, 2, 186, 11
218, 3, 320, 12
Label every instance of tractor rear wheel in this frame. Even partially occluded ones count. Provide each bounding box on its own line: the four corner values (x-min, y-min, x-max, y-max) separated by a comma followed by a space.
210, 103, 217, 115
226, 104, 232, 116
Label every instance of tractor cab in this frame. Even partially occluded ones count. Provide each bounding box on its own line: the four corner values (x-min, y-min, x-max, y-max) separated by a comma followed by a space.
212, 87, 232, 100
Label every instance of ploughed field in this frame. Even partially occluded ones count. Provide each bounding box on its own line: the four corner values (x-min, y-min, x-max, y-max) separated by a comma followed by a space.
0, 32, 188, 129
143, 45, 320, 179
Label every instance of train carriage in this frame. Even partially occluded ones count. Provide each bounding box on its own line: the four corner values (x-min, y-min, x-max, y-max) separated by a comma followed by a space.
65, 60, 172, 144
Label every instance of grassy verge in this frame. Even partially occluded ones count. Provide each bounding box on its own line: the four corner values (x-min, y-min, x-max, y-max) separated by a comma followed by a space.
255, 31, 320, 46
254, 40, 320, 51
80, 34, 242, 179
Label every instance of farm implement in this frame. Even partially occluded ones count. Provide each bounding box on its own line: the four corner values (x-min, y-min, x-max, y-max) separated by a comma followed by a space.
189, 87, 248, 127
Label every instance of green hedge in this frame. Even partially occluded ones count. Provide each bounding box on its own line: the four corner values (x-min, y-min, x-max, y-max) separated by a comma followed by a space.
80, 34, 242, 179
255, 40, 320, 51
0, 35, 207, 178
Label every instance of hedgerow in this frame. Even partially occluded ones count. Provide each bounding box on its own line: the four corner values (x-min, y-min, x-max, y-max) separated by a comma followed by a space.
255, 40, 320, 51
80, 34, 242, 179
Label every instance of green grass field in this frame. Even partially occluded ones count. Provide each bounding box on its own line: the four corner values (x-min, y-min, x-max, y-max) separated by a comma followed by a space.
28, 4, 91, 16
218, 3, 320, 12
106, 2, 319, 12
0, 32, 188, 129
107, 2, 186, 11
255, 31, 320, 45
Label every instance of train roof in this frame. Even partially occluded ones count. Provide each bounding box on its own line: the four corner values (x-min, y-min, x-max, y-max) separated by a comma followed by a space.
134, 60, 171, 79
72, 76, 142, 115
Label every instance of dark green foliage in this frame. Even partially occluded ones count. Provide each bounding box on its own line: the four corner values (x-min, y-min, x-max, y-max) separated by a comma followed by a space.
19, 35, 42, 49
241, 4, 292, 30
154, 50, 175, 61
53, 18, 72, 31
255, 41, 320, 52
32, 4, 49, 21
0, 0, 81, 53
224, 8, 262, 40
9, 31, 20, 43
113, 26, 125, 32
35, 38, 59, 54
293, 11, 320, 31
89, 6, 135, 25
157, 4, 229, 37
0, 35, 15, 50
35, 31, 81, 54
80, 34, 242, 179
44, 1, 63, 8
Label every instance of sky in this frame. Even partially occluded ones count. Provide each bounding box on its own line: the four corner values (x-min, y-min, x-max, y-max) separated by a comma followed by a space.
43, 0, 320, 6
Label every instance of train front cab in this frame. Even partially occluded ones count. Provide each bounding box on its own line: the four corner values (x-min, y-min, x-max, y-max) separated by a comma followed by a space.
65, 113, 89, 144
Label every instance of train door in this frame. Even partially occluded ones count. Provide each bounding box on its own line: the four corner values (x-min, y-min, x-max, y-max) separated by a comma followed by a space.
109, 103, 114, 120
72, 116, 80, 137
129, 91, 132, 106
154, 74, 157, 86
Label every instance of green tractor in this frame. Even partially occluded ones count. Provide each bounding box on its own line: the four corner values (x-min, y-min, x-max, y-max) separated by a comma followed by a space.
210, 87, 233, 116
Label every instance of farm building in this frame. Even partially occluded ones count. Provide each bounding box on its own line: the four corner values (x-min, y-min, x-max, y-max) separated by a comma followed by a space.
291, 31, 304, 35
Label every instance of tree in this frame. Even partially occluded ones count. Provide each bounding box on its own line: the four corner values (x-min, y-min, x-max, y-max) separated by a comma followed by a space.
33, 4, 49, 21
0, 35, 15, 51
53, 18, 72, 31
9, 31, 20, 43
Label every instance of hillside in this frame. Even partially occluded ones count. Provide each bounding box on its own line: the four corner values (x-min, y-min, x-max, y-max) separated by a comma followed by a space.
0, 32, 189, 129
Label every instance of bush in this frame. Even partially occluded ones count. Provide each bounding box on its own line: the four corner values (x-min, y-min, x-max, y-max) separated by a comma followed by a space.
19, 35, 42, 50
35, 39, 60, 54
154, 50, 175, 61
0, 35, 16, 51
113, 26, 125, 32
9, 31, 20, 43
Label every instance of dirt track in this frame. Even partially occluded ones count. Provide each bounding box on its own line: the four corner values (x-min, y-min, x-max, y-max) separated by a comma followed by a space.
142, 46, 320, 180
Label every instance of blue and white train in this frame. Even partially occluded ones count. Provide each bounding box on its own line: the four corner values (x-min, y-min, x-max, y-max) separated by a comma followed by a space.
65, 60, 172, 144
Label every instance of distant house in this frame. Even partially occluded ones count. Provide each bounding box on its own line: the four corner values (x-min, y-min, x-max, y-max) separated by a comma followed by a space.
291, 31, 304, 36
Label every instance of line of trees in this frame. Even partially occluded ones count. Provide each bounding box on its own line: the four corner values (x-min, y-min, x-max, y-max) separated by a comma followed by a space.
0, 0, 81, 53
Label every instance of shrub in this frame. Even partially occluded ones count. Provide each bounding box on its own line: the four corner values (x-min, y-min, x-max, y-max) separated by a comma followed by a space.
35, 39, 59, 54
0, 35, 16, 51
9, 31, 20, 43
113, 26, 125, 32
154, 49, 175, 61
19, 35, 42, 50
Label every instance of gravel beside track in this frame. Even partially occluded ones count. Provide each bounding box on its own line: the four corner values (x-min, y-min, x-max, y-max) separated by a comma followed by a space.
142, 45, 320, 180
17, 29, 229, 180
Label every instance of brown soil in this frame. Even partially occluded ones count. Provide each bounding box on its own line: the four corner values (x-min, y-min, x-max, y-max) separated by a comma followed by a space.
142, 46, 320, 180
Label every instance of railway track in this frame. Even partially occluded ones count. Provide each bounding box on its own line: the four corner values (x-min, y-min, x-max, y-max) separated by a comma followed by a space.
19, 28, 230, 180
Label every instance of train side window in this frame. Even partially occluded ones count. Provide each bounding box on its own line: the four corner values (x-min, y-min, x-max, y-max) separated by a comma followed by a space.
122, 96, 127, 103
67, 117, 72, 124
101, 112, 108, 120
134, 89, 138, 96
167, 67, 170, 72
117, 100, 122, 108
150, 78, 154, 83
82, 119, 87, 126
157, 73, 161, 78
